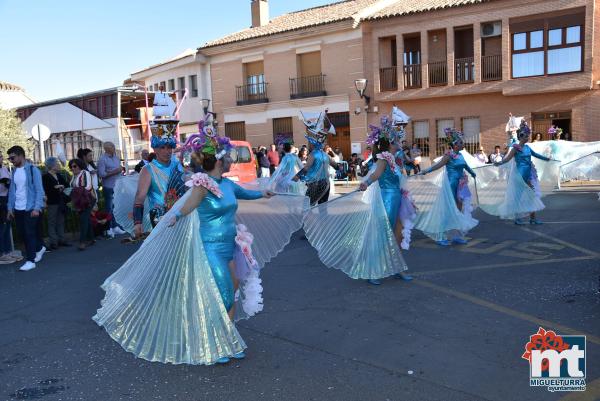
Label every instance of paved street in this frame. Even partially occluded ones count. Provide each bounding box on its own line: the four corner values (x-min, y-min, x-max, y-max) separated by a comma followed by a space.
1, 189, 599, 401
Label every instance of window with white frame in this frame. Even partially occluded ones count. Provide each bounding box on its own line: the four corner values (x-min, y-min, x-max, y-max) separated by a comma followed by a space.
510, 10, 584, 78
189, 75, 198, 97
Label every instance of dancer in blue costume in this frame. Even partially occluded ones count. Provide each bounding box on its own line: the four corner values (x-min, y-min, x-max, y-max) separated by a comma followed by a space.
94, 126, 286, 366
132, 140, 185, 237
417, 128, 478, 245
172, 132, 274, 364
358, 106, 416, 285
292, 110, 339, 205
493, 119, 556, 224
131, 92, 185, 238
267, 142, 306, 194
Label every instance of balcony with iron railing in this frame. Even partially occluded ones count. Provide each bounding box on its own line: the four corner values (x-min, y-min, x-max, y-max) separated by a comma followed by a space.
289, 74, 327, 99
403, 64, 422, 89
428, 61, 448, 86
481, 54, 502, 82
379, 67, 397, 91
236, 83, 269, 106
455, 57, 475, 84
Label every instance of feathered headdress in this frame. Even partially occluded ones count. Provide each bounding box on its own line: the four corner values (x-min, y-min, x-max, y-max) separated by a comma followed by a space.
548, 125, 562, 138
300, 110, 335, 148
150, 91, 179, 148
274, 133, 294, 147
366, 106, 410, 145
517, 119, 531, 139
444, 127, 464, 145
183, 114, 233, 160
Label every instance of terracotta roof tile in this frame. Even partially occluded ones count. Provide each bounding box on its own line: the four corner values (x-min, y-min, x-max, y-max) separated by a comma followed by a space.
0, 81, 24, 92
367, 0, 489, 20
201, 0, 490, 49
202, 0, 379, 48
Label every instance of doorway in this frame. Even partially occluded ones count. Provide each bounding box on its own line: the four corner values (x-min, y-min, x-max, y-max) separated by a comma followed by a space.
325, 112, 350, 161
532, 111, 572, 140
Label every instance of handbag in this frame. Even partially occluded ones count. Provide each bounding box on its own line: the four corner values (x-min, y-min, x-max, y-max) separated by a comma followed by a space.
71, 173, 93, 211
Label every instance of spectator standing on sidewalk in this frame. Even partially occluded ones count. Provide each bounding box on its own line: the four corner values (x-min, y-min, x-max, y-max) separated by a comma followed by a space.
489, 145, 504, 164
42, 157, 71, 250
69, 159, 95, 250
134, 149, 151, 173
97, 142, 126, 237
77, 148, 99, 193
6, 146, 46, 271
267, 144, 280, 175
410, 143, 422, 173
0, 154, 18, 264
257, 146, 270, 178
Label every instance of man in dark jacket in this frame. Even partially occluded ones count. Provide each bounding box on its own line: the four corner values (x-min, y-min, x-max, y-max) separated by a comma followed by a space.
257, 146, 270, 177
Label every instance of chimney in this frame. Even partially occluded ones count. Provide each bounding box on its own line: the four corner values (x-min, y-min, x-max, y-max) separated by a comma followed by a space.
251, 0, 269, 28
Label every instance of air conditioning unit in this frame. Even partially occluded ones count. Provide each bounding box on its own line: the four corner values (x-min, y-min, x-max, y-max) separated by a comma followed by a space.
481, 21, 502, 38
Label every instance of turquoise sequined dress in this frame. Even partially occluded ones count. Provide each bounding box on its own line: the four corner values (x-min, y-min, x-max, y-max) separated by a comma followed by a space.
446, 152, 475, 201
94, 173, 306, 365
411, 152, 478, 241
514, 144, 549, 183
302, 149, 332, 205
145, 157, 185, 226
197, 177, 262, 311
145, 159, 182, 209
378, 162, 402, 229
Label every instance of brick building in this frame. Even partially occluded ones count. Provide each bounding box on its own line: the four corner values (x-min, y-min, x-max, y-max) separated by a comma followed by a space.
364, 0, 600, 161
198, 0, 384, 159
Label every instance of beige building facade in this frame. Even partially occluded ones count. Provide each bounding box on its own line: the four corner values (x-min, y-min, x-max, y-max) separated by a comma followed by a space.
128, 0, 598, 163
364, 0, 600, 161
199, 0, 389, 159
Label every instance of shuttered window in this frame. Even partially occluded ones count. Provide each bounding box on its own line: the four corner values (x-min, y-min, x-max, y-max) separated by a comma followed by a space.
462, 117, 481, 154
225, 122, 246, 141
273, 117, 293, 144
412, 120, 430, 157
436, 119, 454, 156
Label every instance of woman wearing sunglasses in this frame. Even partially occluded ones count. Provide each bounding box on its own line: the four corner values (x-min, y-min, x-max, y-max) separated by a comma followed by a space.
69, 159, 95, 250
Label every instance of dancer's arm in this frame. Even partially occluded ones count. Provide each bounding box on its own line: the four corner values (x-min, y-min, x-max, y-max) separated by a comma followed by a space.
495, 147, 515, 165
292, 153, 314, 181
464, 164, 477, 178
328, 155, 339, 170
420, 154, 450, 175
232, 182, 273, 200
133, 167, 152, 238
530, 147, 551, 162
359, 159, 386, 191
169, 185, 208, 226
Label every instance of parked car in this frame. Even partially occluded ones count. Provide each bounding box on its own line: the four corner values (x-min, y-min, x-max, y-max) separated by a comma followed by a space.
223, 140, 257, 183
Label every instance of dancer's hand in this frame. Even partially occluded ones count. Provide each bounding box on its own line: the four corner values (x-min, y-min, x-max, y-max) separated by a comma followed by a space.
291, 176, 299, 182
166, 215, 177, 227
359, 182, 368, 191
262, 190, 275, 198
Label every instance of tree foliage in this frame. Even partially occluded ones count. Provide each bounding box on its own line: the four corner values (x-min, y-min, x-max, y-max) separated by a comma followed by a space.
0, 108, 35, 162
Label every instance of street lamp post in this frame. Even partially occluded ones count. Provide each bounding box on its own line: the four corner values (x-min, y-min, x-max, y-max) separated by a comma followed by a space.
354, 79, 371, 113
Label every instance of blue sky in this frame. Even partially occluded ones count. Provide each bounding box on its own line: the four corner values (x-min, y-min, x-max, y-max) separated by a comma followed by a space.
0, 0, 333, 102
